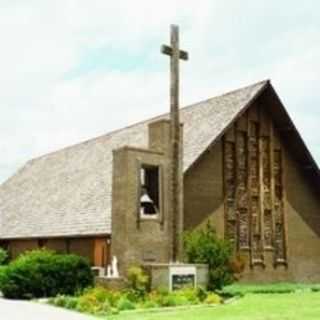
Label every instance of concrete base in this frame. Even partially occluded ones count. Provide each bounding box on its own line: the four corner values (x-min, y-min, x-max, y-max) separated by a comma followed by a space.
143, 263, 209, 291
95, 276, 126, 290
91, 266, 105, 277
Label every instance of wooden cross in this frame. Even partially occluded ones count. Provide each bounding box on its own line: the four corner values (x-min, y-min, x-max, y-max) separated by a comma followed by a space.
161, 25, 189, 118
161, 25, 188, 262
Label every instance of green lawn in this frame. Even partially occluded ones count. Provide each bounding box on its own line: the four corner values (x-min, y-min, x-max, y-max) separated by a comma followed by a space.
109, 291, 320, 320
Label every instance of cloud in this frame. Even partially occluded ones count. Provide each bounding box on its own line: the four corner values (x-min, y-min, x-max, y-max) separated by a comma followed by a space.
0, 0, 320, 183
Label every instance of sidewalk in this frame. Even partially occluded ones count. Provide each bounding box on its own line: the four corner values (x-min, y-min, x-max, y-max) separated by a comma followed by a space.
0, 298, 96, 320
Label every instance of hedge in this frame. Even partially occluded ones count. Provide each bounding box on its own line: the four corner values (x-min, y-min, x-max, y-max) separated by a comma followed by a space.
0, 249, 94, 299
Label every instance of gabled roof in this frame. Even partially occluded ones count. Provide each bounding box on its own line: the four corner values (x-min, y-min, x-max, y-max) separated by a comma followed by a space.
0, 80, 318, 239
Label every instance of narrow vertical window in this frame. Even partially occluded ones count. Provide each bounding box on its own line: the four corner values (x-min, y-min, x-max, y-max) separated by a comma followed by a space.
140, 165, 160, 217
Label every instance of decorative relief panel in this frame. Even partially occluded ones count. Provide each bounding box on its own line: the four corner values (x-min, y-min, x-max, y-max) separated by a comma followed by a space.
223, 114, 287, 268
264, 209, 273, 248
236, 131, 249, 249
249, 123, 259, 198
274, 150, 286, 263
224, 141, 237, 248
248, 122, 263, 263
238, 208, 249, 248
262, 137, 273, 248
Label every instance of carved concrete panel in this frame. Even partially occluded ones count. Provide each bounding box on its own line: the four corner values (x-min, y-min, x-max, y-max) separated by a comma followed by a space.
249, 121, 263, 263
274, 150, 286, 263
224, 141, 237, 247
236, 131, 249, 249
223, 115, 287, 267
224, 115, 286, 266
262, 137, 273, 247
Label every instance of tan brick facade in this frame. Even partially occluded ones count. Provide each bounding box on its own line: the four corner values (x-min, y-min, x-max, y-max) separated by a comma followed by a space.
111, 120, 182, 275
184, 101, 320, 282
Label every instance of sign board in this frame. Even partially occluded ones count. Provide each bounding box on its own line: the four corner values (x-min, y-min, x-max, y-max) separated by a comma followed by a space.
169, 265, 196, 291
172, 274, 195, 290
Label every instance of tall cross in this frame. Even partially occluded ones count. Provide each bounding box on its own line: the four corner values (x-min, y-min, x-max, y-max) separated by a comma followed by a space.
161, 25, 189, 262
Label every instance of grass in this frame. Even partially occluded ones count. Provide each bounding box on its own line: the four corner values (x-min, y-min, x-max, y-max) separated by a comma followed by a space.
220, 282, 320, 296
109, 291, 320, 320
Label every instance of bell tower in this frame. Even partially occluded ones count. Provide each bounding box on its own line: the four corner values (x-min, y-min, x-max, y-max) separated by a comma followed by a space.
111, 119, 174, 274
111, 25, 208, 290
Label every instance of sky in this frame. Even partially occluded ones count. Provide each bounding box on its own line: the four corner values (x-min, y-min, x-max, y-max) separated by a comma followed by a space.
0, 1, 320, 183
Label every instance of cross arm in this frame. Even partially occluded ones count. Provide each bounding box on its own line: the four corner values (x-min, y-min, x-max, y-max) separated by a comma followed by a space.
161, 45, 189, 61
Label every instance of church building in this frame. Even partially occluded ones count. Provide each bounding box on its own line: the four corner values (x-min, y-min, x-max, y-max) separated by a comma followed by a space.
1, 80, 320, 282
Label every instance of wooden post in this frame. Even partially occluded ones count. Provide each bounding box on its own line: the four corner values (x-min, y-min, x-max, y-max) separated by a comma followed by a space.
161, 25, 188, 262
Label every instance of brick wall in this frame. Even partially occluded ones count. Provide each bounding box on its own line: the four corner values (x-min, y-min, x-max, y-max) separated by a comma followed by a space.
184, 141, 224, 235
111, 146, 171, 275
184, 101, 320, 282
111, 119, 180, 275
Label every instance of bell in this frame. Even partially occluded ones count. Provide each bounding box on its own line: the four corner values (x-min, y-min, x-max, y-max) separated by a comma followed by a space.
140, 193, 153, 204
140, 189, 157, 215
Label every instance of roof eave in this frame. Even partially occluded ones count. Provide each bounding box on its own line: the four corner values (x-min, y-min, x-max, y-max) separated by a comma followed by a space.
184, 79, 271, 174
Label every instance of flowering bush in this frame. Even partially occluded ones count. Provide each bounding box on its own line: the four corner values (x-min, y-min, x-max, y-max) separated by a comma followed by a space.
49, 286, 222, 316
184, 223, 234, 290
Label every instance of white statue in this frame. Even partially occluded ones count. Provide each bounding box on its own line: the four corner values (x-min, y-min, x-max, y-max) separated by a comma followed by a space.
106, 265, 112, 278
111, 256, 119, 278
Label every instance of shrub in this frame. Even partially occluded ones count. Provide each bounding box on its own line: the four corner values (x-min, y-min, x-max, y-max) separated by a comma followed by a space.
0, 249, 94, 299
101, 300, 113, 314
64, 296, 78, 309
0, 265, 7, 286
49, 288, 117, 316
123, 289, 141, 303
127, 266, 149, 297
106, 290, 122, 307
77, 293, 101, 314
0, 248, 8, 265
196, 286, 209, 302
49, 295, 78, 310
146, 288, 204, 308
142, 300, 159, 309
147, 290, 166, 306
72, 286, 124, 315
49, 295, 66, 307
82, 286, 110, 303
160, 294, 179, 307
184, 223, 234, 290
175, 288, 200, 305
48, 286, 216, 315
169, 292, 191, 306
149, 290, 195, 307
204, 292, 222, 304
117, 296, 136, 311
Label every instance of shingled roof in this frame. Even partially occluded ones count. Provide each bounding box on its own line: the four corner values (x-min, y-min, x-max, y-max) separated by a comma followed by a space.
0, 80, 295, 239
